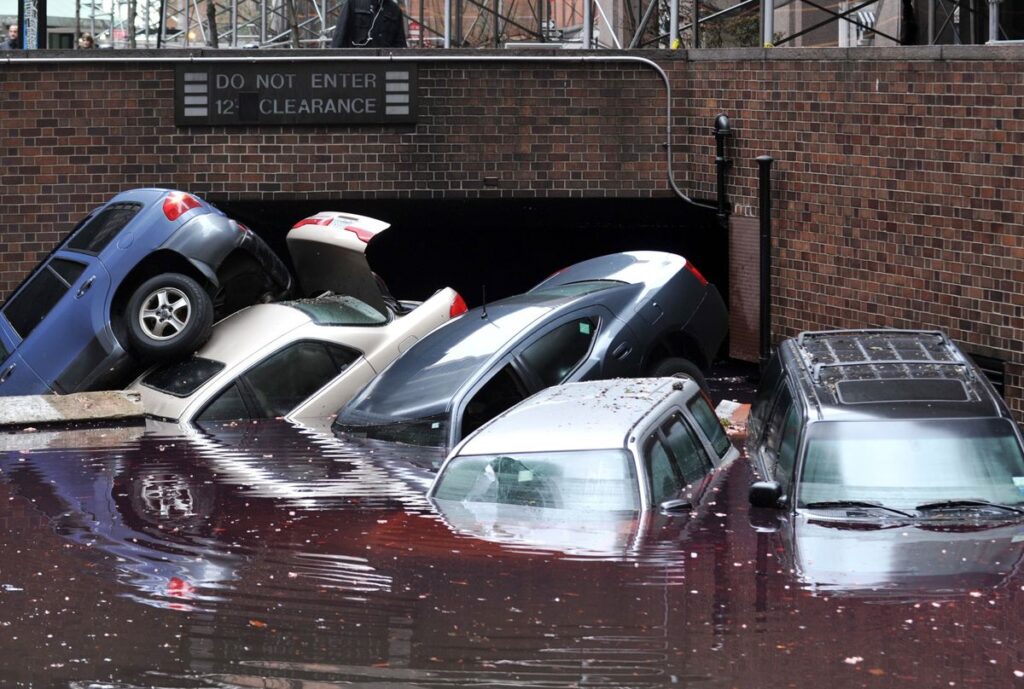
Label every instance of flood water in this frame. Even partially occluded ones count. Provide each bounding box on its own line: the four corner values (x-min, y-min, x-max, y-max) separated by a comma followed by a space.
1, 419, 1023, 688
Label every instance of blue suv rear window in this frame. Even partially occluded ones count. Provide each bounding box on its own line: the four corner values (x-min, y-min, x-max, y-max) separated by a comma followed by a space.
66, 203, 142, 254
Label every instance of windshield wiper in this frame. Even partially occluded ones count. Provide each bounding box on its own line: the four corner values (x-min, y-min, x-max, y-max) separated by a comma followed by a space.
914, 499, 1024, 515
802, 500, 913, 518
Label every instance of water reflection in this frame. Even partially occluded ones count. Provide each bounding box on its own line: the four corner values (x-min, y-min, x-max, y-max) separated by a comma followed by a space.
762, 512, 1024, 599
0, 420, 1022, 688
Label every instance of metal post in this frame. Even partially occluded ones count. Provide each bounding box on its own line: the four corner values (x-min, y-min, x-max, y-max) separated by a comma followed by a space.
184, 0, 189, 46
762, 0, 773, 46
583, 0, 592, 47
927, 0, 934, 43
692, 0, 699, 47
988, 0, 1002, 42
669, 0, 678, 47
232, 0, 239, 45
494, 0, 499, 46
443, 0, 451, 46
713, 114, 732, 222
260, 0, 266, 45
757, 155, 774, 370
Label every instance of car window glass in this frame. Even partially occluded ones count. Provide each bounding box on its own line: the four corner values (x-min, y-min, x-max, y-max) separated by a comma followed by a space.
461, 364, 529, 439
197, 382, 249, 422
49, 259, 86, 287
243, 341, 342, 418
528, 280, 626, 299
776, 404, 802, 487
3, 263, 74, 339
646, 436, 684, 505
518, 317, 597, 387
749, 354, 782, 439
289, 295, 388, 326
326, 343, 360, 371
663, 416, 712, 485
765, 385, 794, 453
66, 203, 142, 254
688, 396, 733, 457
142, 357, 226, 396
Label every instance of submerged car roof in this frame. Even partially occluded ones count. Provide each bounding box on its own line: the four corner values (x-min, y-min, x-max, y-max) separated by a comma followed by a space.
337, 285, 633, 424
455, 377, 698, 456
784, 329, 1008, 422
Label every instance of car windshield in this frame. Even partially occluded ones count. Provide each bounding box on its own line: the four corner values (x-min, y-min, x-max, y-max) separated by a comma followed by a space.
798, 418, 1024, 512
334, 302, 552, 439
433, 450, 640, 512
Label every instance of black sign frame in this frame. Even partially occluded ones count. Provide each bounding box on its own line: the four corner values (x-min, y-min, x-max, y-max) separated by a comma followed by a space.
175, 63, 418, 126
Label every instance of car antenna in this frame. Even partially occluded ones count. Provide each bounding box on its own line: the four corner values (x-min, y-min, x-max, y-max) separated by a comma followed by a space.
481, 286, 488, 319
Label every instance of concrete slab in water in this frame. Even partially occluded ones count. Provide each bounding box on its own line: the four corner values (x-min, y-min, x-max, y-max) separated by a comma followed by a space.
0, 391, 144, 427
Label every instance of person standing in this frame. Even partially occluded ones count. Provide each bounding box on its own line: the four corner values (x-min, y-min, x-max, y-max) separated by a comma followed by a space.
330, 0, 406, 48
78, 32, 96, 48
1, 23, 19, 49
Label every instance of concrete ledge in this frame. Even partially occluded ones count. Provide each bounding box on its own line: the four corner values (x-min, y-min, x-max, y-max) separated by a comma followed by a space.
0, 391, 145, 428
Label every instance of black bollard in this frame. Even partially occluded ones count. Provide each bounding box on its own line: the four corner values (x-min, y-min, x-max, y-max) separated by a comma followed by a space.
757, 155, 774, 371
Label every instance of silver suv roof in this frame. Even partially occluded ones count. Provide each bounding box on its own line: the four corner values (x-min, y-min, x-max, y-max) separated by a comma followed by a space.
455, 377, 699, 456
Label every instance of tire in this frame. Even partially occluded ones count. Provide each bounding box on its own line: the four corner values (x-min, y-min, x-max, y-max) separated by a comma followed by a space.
213, 261, 276, 321
125, 273, 214, 362
648, 356, 708, 393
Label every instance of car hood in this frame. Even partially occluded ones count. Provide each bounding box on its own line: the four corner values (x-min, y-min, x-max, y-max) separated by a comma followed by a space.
286, 211, 391, 315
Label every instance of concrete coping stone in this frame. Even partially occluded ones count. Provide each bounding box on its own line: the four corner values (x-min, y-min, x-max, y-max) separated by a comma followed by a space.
0, 391, 145, 428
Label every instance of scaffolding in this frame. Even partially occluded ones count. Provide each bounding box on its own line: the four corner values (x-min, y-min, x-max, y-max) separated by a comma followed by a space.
77, 0, 1019, 49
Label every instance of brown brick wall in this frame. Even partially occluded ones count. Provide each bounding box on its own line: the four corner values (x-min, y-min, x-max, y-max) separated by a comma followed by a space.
2, 46, 1023, 412
676, 46, 1024, 414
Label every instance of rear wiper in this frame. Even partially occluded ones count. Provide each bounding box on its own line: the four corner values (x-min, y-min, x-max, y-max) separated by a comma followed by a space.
802, 500, 913, 518
914, 499, 1024, 515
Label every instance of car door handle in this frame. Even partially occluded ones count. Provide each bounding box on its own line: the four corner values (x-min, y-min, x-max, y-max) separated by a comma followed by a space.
76, 276, 96, 299
0, 364, 15, 384
612, 342, 632, 359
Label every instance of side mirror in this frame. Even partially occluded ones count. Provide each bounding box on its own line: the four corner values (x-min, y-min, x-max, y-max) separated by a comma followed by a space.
659, 498, 693, 514
749, 481, 783, 509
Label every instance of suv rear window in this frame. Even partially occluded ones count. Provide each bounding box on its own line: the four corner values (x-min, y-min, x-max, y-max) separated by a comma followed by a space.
66, 203, 142, 254
142, 357, 226, 396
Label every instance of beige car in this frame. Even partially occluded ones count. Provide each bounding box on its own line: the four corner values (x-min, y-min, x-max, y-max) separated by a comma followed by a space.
129, 211, 466, 425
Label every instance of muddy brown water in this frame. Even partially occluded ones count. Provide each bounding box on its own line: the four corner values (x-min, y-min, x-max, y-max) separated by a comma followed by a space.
1, 419, 1023, 688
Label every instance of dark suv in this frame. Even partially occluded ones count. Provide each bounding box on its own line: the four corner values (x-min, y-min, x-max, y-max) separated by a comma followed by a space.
747, 329, 1024, 518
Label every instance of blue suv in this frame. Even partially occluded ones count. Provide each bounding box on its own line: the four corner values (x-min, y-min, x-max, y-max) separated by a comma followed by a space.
0, 188, 291, 395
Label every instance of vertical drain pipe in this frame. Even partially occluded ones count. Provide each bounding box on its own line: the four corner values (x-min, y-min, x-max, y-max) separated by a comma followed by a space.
757, 155, 774, 370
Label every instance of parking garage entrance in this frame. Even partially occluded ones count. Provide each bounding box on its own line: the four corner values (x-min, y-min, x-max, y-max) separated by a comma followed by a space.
217, 197, 728, 314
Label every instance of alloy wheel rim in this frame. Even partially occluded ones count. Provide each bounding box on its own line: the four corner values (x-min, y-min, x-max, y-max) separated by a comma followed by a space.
139, 286, 191, 340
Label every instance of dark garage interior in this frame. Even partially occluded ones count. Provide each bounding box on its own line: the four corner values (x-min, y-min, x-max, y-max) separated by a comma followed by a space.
217, 197, 729, 310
